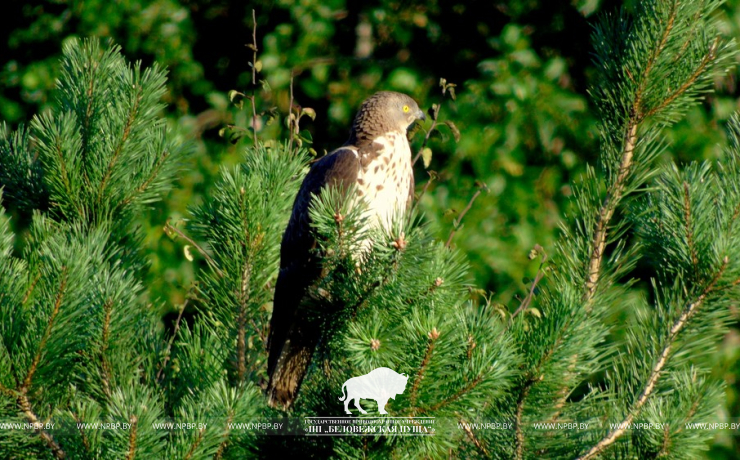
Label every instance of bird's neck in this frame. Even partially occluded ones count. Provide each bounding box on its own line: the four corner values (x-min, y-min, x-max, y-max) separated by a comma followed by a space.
347, 122, 408, 148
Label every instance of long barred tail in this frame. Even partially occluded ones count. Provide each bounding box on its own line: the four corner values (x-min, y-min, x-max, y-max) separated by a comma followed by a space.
266, 327, 318, 410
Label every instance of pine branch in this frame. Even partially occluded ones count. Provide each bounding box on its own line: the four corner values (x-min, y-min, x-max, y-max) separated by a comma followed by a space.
52, 127, 84, 217
21, 272, 41, 306
578, 258, 727, 460
183, 426, 206, 460
156, 298, 189, 383
514, 325, 566, 455
236, 264, 251, 383
97, 83, 143, 205
23, 268, 68, 389
119, 146, 170, 208
585, 1, 674, 304
100, 297, 113, 398
410, 329, 438, 407
17, 391, 66, 459
460, 418, 489, 456
426, 373, 484, 413
126, 415, 138, 460
72, 411, 92, 454
584, 3, 723, 306
656, 424, 671, 457
635, 1, 678, 116
80, 57, 100, 188
583, 122, 638, 305
213, 410, 234, 460
514, 376, 536, 460
683, 181, 700, 278
546, 353, 579, 424
672, 6, 703, 64
642, 38, 719, 120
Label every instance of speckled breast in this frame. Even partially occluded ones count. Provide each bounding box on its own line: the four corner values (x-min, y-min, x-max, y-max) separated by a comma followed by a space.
354, 133, 413, 230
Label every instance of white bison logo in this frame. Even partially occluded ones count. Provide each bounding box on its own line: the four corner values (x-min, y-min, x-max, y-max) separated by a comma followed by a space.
339, 367, 409, 415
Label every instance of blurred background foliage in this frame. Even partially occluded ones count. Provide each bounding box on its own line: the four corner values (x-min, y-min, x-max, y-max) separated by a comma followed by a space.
1, 0, 739, 456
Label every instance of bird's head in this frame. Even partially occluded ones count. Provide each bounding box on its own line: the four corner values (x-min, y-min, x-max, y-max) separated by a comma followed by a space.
350, 91, 426, 142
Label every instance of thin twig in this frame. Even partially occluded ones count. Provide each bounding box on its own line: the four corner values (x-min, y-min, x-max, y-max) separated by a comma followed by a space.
250, 318, 267, 347
510, 251, 548, 322
287, 74, 295, 154
290, 57, 337, 73
156, 298, 190, 383
445, 187, 484, 248
250, 9, 259, 146
411, 171, 436, 214
412, 107, 440, 166
163, 220, 224, 277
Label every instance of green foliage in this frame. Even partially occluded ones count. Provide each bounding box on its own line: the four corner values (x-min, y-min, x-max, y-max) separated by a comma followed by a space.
1, 38, 184, 277
185, 145, 307, 388
0, 40, 188, 458
1, 0, 740, 458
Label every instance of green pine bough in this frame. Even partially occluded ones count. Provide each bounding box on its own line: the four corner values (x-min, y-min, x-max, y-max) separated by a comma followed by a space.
0, 0, 738, 457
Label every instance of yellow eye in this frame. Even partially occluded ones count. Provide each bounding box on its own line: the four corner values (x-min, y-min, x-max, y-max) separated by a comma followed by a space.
403, 105, 410, 113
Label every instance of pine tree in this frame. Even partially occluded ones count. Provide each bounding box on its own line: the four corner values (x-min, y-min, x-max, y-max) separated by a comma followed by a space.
0, 1, 738, 458
0, 39, 190, 458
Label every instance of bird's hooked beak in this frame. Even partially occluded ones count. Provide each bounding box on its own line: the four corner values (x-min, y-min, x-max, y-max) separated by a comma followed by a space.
417, 109, 426, 121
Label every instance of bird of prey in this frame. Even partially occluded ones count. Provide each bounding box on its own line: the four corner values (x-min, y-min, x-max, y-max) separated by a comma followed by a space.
267, 91, 426, 409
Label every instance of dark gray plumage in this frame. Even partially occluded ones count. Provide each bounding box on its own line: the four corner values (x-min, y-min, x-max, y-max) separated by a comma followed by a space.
267, 91, 425, 409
